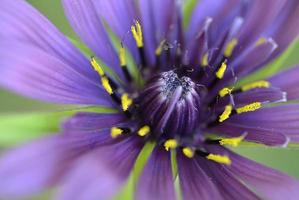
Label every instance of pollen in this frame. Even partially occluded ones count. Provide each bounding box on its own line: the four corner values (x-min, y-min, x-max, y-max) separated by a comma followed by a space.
131, 20, 143, 48
110, 127, 123, 138
155, 39, 166, 56
101, 76, 113, 95
255, 37, 267, 46
90, 57, 105, 77
236, 102, 262, 114
241, 80, 270, 91
215, 61, 227, 79
224, 38, 238, 57
182, 147, 195, 158
137, 125, 150, 137
219, 135, 245, 147
219, 105, 233, 122
219, 87, 233, 97
201, 52, 209, 67
206, 154, 231, 165
164, 139, 178, 151
121, 93, 133, 111
119, 46, 126, 66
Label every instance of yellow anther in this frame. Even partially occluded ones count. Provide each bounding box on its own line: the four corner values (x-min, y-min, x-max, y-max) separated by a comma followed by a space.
119, 46, 126, 66
224, 38, 238, 57
201, 52, 209, 67
121, 93, 133, 111
219, 87, 233, 97
219, 105, 233, 122
182, 147, 195, 158
215, 62, 227, 79
220, 135, 245, 147
101, 76, 113, 95
138, 125, 150, 137
236, 102, 262, 114
155, 39, 166, 56
206, 154, 231, 165
131, 20, 143, 47
255, 37, 267, 46
241, 80, 271, 91
164, 139, 178, 151
110, 127, 123, 138
90, 57, 105, 77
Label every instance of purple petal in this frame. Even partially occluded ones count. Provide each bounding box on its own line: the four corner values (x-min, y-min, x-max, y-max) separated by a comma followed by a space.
62, 112, 126, 134
237, 0, 287, 52
269, 66, 299, 100
213, 122, 289, 147
177, 152, 222, 200
187, 0, 244, 45
93, 0, 140, 63
198, 156, 259, 200
139, 0, 178, 65
0, 42, 111, 106
135, 147, 176, 200
216, 87, 286, 109
0, 130, 114, 198
62, 0, 125, 80
224, 103, 299, 142
57, 136, 143, 200
0, 0, 99, 83
265, 1, 299, 59
227, 149, 299, 200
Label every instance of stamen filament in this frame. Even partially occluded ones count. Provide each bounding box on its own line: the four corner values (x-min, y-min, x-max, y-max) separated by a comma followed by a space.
215, 61, 227, 79
121, 93, 133, 111
131, 20, 143, 48
164, 139, 178, 151
219, 134, 246, 147
206, 154, 231, 165
224, 38, 238, 57
138, 125, 151, 137
182, 147, 195, 158
236, 102, 262, 114
219, 87, 233, 97
219, 105, 233, 122
241, 80, 270, 91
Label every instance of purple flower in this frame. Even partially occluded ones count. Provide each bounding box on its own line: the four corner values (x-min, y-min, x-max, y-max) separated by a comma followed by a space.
0, 0, 299, 199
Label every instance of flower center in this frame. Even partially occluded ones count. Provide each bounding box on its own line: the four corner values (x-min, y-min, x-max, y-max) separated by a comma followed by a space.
137, 70, 201, 138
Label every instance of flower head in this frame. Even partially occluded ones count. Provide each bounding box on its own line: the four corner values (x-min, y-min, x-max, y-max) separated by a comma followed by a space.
0, 0, 299, 199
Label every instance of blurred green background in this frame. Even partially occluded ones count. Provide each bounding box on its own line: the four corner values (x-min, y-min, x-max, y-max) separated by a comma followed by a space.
1, 0, 299, 199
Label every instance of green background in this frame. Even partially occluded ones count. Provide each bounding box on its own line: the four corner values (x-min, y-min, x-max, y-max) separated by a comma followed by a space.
1, 0, 299, 199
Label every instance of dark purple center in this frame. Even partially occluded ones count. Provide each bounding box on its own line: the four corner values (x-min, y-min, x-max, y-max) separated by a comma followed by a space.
137, 70, 202, 138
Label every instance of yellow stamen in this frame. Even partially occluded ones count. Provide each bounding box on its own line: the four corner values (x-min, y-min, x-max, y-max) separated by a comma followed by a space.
206, 154, 231, 165
201, 52, 209, 67
182, 147, 195, 158
219, 105, 233, 122
219, 87, 233, 97
138, 125, 150, 137
236, 102, 262, 114
119, 46, 126, 66
220, 135, 245, 147
164, 139, 178, 151
215, 62, 227, 79
101, 76, 113, 95
121, 93, 133, 111
131, 20, 143, 47
110, 127, 123, 138
224, 38, 238, 57
90, 57, 104, 76
255, 37, 267, 46
241, 80, 271, 91
155, 39, 166, 56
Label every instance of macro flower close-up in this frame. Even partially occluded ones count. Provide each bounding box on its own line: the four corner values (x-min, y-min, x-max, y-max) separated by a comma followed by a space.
1, 0, 299, 199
